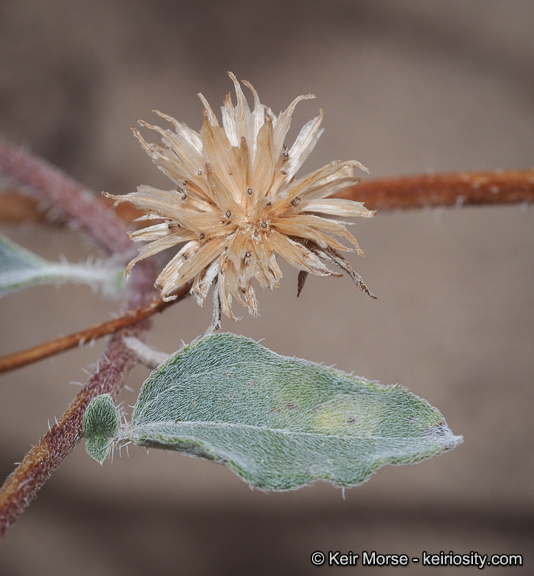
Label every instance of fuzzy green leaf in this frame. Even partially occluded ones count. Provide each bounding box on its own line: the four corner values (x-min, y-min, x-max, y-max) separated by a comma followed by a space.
108, 333, 461, 490
0, 232, 48, 294
0, 232, 125, 297
83, 394, 120, 464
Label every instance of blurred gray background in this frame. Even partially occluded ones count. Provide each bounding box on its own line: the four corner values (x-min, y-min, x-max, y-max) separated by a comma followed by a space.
1, 1, 533, 575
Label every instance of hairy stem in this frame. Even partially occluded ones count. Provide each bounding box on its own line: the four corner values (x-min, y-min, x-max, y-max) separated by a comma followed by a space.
0, 142, 153, 539
0, 289, 189, 375
0, 141, 132, 254
2, 169, 534, 225
0, 260, 157, 540
0, 332, 140, 538
337, 169, 534, 210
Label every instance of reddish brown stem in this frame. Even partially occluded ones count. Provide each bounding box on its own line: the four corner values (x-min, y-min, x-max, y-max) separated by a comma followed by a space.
0, 190, 50, 223
0, 142, 156, 540
3, 170, 534, 228
336, 170, 534, 210
0, 189, 143, 226
0, 289, 189, 375
0, 261, 158, 539
0, 331, 139, 538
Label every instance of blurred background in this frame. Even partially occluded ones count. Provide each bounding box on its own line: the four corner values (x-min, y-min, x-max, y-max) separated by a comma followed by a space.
1, 1, 533, 574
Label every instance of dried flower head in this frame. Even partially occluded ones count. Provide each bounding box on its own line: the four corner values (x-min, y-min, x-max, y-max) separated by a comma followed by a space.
106, 72, 375, 322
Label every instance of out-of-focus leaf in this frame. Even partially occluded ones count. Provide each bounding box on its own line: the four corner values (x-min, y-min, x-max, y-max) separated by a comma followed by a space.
0, 232, 124, 297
